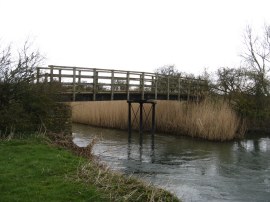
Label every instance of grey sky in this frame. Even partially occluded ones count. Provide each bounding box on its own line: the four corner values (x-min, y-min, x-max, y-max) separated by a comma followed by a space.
1, 0, 270, 74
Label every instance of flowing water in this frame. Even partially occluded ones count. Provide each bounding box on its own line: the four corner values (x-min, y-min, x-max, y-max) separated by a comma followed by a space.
72, 123, 270, 202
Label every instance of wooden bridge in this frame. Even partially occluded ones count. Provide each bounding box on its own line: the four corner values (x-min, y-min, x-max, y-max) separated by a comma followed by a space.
36, 65, 208, 102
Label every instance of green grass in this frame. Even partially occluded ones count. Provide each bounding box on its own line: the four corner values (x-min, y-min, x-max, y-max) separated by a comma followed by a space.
0, 138, 104, 202
0, 137, 180, 202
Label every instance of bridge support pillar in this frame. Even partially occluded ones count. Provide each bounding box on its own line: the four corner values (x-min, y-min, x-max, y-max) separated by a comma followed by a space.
127, 99, 156, 134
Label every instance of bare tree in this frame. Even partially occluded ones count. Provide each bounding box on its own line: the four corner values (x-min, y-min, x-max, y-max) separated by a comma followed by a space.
214, 67, 252, 95
241, 25, 270, 96
1, 41, 44, 84
0, 40, 68, 135
0, 40, 44, 108
0, 45, 12, 82
155, 65, 180, 76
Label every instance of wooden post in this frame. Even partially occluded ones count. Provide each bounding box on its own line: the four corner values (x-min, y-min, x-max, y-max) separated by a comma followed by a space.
151, 76, 154, 93
139, 102, 143, 133
126, 71, 130, 100
78, 70, 81, 84
128, 102, 132, 134
49, 65, 53, 82
155, 74, 158, 100
141, 72, 145, 100
59, 69, 62, 83
167, 76, 170, 100
73, 67, 76, 101
111, 70, 114, 100
36, 67, 40, 83
93, 69, 97, 101
152, 102, 156, 134
178, 77, 181, 101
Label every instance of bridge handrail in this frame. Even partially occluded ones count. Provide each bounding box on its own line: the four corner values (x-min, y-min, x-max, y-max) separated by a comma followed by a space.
36, 65, 208, 101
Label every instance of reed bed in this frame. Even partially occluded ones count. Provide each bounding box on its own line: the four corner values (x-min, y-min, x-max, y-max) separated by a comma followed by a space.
70, 100, 245, 141
71, 101, 127, 129
156, 100, 245, 141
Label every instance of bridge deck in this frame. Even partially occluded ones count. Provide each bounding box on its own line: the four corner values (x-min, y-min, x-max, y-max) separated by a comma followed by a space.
37, 65, 208, 101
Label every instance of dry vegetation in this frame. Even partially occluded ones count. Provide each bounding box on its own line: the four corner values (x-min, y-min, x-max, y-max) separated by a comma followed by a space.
71, 101, 128, 129
77, 161, 179, 202
70, 100, 246, 141
156, 100, 245, 141
46, 132, 179, 201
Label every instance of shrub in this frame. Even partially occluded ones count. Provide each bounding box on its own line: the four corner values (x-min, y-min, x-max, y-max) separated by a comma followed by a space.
0, 41, 71, 136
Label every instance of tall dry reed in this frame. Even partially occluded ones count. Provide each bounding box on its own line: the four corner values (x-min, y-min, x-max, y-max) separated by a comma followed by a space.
70, 100, 245, 141
70, 101, 128, 129
156, 100, 245, 141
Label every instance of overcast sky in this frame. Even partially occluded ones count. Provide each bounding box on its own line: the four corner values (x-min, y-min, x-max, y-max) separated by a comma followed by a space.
1, 0, 270, 74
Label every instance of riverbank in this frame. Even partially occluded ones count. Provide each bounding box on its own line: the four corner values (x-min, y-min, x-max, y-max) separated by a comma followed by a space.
0, 135, 179, 202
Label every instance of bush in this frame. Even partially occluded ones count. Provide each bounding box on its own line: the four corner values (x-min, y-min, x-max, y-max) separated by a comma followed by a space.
0, 41, 71, 137
0, 81, 70, 136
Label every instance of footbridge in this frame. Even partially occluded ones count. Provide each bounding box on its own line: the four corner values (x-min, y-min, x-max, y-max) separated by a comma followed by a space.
36, 65, 208, 102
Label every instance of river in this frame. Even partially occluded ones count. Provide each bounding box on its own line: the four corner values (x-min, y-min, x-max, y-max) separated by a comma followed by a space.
72, 123, 270, 202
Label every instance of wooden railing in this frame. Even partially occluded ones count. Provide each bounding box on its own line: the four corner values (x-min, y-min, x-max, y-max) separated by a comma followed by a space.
36, 65, 208, 101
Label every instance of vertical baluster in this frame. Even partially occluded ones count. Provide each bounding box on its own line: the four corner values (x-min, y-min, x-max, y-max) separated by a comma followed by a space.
111, 70, 114, 100
73, 67, 76, 101
36, 67, 40, 83
93, 68, 97, 101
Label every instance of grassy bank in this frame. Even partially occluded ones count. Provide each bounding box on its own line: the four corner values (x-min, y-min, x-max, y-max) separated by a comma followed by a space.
70, 100, 245, 141
0, 136, 179, 202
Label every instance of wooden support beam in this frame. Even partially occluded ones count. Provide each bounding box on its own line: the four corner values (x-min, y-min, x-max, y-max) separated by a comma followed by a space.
151, 76, 154, 93
141, 72, 145, 100
139, 102, 143, 133
59, 69, 62, 83
72, 67, 76, 101
78, 70, 81, 84
152, 102, 156, 134
126, 71, 130, 100
49, 65, 53, 82
93, 69, 97, 101
37, 67, 40, 83
128, 102, 131, 134
111, 70, 114, 100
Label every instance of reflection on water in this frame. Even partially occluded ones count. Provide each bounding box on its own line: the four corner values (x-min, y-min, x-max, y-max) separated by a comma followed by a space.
72, 123, 270, 202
